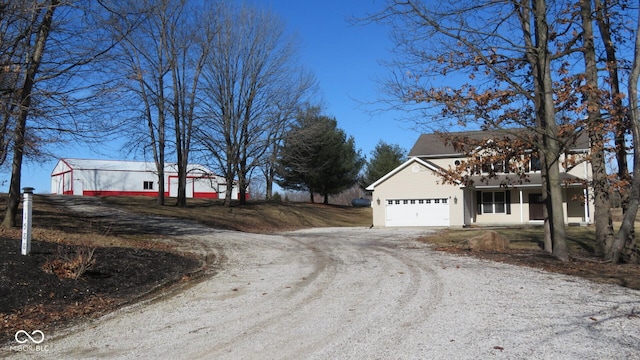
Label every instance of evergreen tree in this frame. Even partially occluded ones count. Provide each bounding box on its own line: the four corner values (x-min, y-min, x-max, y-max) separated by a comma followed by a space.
277, 107, 364, 204
360, 141, 406, 189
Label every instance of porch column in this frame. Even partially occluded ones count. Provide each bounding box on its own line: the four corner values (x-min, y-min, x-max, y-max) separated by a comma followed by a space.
583, 188, 590, 223
519, 189, 524, 223
583, 161, 591, 223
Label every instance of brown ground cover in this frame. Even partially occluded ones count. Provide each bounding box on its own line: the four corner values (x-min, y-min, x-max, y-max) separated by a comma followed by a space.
419, 226, 640, 290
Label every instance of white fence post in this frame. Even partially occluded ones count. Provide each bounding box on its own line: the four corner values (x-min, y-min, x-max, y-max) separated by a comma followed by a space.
21, 187, 34, 256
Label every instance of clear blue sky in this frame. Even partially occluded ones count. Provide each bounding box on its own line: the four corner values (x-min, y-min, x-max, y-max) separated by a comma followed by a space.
11, 0, 422, 194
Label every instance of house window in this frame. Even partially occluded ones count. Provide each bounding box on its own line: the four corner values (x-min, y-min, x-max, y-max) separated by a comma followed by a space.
493, 161, 504, 173
388, 200, 393, 205
480, 160, 507, 174
531, 155, 541, 171
481, 191, 507, 214
524, 152, 541, 172
442, 198, 448, 204
143, 181, 154, 190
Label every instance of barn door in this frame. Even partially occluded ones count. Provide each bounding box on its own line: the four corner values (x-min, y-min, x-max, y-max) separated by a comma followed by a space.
73, 179, 83, 196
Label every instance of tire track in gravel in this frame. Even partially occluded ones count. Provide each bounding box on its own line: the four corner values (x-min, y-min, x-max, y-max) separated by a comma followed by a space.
296, 237, 444, 360
203, 229, 445, 360
190, 235, 343, 357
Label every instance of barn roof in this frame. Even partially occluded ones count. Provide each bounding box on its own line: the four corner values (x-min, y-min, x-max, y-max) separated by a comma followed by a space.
58, 158, 214, 174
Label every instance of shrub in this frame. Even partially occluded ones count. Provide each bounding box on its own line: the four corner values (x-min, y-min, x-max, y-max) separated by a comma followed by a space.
43, 245, 96, 280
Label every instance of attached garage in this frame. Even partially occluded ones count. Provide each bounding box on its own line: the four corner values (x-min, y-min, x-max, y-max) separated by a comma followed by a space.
366, 157, 464, 228
385, 198, 450, 227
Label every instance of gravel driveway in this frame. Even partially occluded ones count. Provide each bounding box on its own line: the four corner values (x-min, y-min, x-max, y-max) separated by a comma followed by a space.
10, 197, 640, 359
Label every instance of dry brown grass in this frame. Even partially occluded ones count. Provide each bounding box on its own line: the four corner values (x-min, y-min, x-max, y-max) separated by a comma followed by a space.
423, 225, 598, 253
99, 196, 373, 233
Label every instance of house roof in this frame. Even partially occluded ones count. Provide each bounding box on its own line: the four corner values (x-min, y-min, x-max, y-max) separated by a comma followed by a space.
408, 129, 590, 157
57, 158, 214, 175
365, 157, 459, 191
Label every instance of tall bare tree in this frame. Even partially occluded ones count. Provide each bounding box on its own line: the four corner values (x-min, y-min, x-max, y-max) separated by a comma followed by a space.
595, 0, 630, 190
578, 0, 616, 257
198, 3, 314, 206
167, 1, 218, 207
113, 0, 178, 206
2, 0, 58, 228
611, 5, 640, 264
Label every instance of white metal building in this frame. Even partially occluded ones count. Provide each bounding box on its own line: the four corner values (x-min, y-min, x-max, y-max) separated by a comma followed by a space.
50, 158, 239, 199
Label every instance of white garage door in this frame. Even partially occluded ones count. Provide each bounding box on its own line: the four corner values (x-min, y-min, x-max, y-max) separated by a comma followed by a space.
385, 198, 450, 227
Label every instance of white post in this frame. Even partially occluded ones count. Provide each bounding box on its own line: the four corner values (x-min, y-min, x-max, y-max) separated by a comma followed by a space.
519, 189, 524, 223
21, 187, 34, 256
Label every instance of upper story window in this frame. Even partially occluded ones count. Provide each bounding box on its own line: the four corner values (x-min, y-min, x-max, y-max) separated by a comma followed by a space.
473, 153, 540, 175
524, 153, 541, 172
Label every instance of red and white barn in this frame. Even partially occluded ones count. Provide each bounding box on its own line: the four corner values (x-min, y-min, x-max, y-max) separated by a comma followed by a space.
50, 158, 239, 199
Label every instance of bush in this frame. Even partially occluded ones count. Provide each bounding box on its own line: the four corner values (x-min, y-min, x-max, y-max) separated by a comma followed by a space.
43, 245, 96, 280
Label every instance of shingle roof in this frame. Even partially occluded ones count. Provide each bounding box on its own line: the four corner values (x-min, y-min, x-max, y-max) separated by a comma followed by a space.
408, 129, 590, 157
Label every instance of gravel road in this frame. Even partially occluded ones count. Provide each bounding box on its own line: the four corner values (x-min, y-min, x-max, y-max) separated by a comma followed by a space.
9, 197, 640, 359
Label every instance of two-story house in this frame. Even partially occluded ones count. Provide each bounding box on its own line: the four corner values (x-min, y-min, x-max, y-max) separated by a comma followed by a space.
365, 130, 593, 227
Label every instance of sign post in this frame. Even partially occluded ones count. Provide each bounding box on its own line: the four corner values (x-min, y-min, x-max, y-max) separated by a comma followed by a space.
21, 187, 34, 256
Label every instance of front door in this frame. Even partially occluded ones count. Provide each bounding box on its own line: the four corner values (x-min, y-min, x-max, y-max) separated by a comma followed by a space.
528, 193, 544, 220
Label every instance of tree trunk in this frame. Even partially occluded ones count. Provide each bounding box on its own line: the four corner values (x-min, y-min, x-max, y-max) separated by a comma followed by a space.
2, 0, 58, 228
532, 0, 568, 261
176, 157, 187, 208
265, 167, 273, 200
539, 153, 552, 253
581, 0, 615, 257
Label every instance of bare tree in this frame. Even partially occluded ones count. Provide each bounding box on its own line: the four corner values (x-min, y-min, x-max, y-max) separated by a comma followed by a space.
198, 3, 314, 206
113, 0, 179, 205
2, 0, 58, 228
167, 1, 218, 207
611, 5, 640, 264
113, 0, 215, 207
579, 0, 616, 257
595, 0, 631, 190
